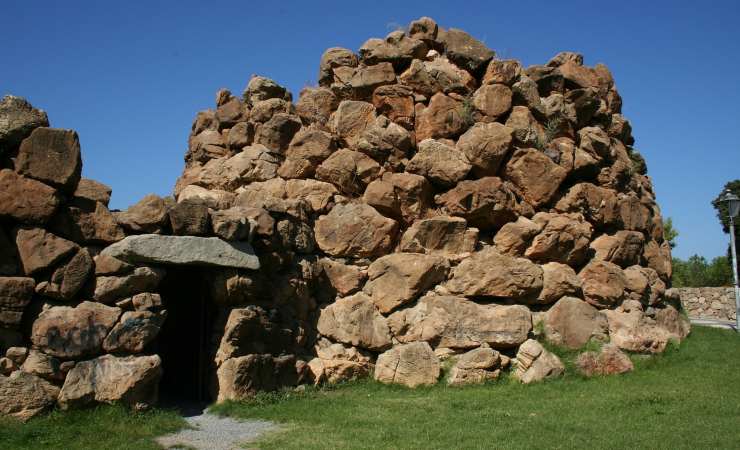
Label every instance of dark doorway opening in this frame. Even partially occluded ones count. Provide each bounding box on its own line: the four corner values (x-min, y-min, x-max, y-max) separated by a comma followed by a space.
156, 267, 215, 410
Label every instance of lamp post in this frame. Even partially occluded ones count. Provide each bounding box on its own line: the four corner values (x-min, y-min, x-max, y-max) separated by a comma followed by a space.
721, 190, 740, 332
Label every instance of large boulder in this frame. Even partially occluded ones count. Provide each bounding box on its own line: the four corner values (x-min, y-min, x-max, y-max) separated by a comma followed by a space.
0, 170, 60, 224
446, 247, 543, 300
31, 301, 122, 359
48, 201, 126, 245
579, 261, 627, 308
331, 100, 376, 149
0, 95, 49, 154
216, 354, 297, 402
315, 148, 380, 194
436, 177, 519, 230
16, 127, 82, 192
14, 227, 78, 275
214, 306, 291, 365
363, 173, 433, 225
314, 203, 398, 258
503, 148, 567, 207
440, 28, 494, 73
406, 139, 471, 187
512, 339, 564, 384
372, 84, 415, 129
319, 258, 367, 297
398, 57, 476, 97
576, 344, 634, 377
34, 248, 94, 301
114, 194, 170, 234
399, 216, 478, 259
0, 371, 59, 421
590, 231, 645, 268
493, 216, 541, 256
93, 266, 165, 304
543, 296, 608, 349
278, 128, 336, 179
364, 253, 450, 313
414, 93, 467, 142
472, 84, 512, 119
100, 234, 260, 270
309, 338, 374, 385
456, 122, 513, 176
524, 213, 593, 266
317, 293, 392, 351
388, 295, 532, 349
536, 262, 582, 304
374, 341, 440, 387
0, 277, 35, 328
447, 345, 502, 385
167, 200, 210, 236
102, 310, 166, 354
604, 301, 671, 353
58, 354, 162, 410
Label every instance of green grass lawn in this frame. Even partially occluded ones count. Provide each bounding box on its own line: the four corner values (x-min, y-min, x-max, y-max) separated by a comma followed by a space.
1, 326, 739, 449
213, 326, 740, 450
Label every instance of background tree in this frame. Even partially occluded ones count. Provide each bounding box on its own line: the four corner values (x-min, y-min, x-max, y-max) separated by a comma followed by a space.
663, 217, 678, 249
711, 179, 740, 234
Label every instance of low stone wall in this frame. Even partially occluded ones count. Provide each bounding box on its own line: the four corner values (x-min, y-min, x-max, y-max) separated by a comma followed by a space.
677, 287, 736, 321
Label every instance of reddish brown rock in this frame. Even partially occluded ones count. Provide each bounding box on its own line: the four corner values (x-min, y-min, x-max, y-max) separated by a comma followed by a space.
436, 177, 519, 230
372, 84, 415, 129
440, 28, 494, 73
399, 216, 478, 259
579, 261, 627, 308
0, 371, 59, 421
16, 127, 82, 191
554, 183, 620, 229
309, 338, 374, 385
349, 63, 396, 99
482, 59, 523, 86
524, 212, 593, 266
315, 148, 381, 195
604, 300, 671, 353
504, 148, 567, 207
14, 228, 77, 275
363, 172, 433, 224
94, 267, 165, 304
358, 32, 427, 69
576, 344, 634, 377
374, 341, 440, 387
456, 122, 514, 176
73, 179, 112, 206
331, 100, 376, 149
49, 201, 125, 245
472, 84, 512, 119
319, 258, 367, 297
447, 247, 543, 300
0, 277, 35, 328
537, 262, 582, 304
35, 248, 93, 301
505, 106, 544, 147
447, 345, 502, 385
295, 87, 339, 125
415, 93, 467, 142
317, 292, 392, 351
243, 76, 291, 106
642, 239, 672, 281
167, 200, 210, 236
0, 170, 60, 225
318, 47, 358, 87
114, 194, 170, 234
513, 339, 564, 384
406, 139, 471, 187
0, 95, 49, 153
314, 203, 398, 258
493, 217, 541, 256
364, 253, 450, 313
543, 296, 608, 349
398, 57, 476, 97
590, 231, 645, 268
103, 310, 166, 353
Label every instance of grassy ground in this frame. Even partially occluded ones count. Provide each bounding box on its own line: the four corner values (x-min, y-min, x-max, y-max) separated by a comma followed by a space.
1, 326, 738, 449
0, 404, 185, 450
212, 326, 740, 450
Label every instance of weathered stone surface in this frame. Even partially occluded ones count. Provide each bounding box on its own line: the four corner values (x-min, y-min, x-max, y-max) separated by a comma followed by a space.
349, 62, 396, 98
177, 185, 235, 210
94, 254, 134, 276
482, 59, 522, 86
364, 253, 449, 314
255, 113, 302, 153
319, 258, 367, 297
513, 339, 564, 384
73, 179, 112, 206
0, 277, 35, 328
49, 201, 126, 245
388, 295, 531, 349
0, 371, 59, 421
115, 194, 170, 234
447, 247, 543, 299
374, 341, 440, 387
101, 234, 259, 270
243, 76, 291, 106
131, 292, 163, 311
309, 338, 374, 385
0, 170, 60, 224
14, 227, 77, 275
35, 248, 93, 301
94, 266, 165, 304
643, 239, 672, 282
315, 148, 380, 194
576, 344, 633, 377
473, 84, 512, 118
447, 345, 501, 385
167, 199, 210, 236
399, 216, 478, 259
363, 173, 433, 224
440, 28, 494, 73
372, 84, 415, 129
332, 100, 376, 149
604, 301, 671, 353
504, 148, 567, 206
359, 32, 427, 69
399, 57, 476, 97
216, 354, 297, 402
314, 203, 398, 258
655, 304, 691, 342
0, 95, 49, 153
20, 349, 64, 381
456, 122, 513, 176
191, 145, 281, 191
524, 213, 593, 266
579, 261, 626, 308
407, 139, 471, 187
437, 177, 519, 230
317, 293, 392, 351
505, 106, 543, 147
318, 47, 358, 87
58, 354, 161, 409
102, 310, 166, 354
544, 296, 608, 349
493, 217, 541, 256
31, 301, 121, 359
278, 128, 336, 179
590, 231, 644, 268
295, 87, 338, 125
16, 127, 82, 191
209, 208, 251, 241
355, 116, 412, 169
415, 93, 467, 142
213, 306, 291, 365
554, 183, 620, 229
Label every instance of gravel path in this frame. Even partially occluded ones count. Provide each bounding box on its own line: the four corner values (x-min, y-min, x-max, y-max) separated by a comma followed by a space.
156, 410, 276, 450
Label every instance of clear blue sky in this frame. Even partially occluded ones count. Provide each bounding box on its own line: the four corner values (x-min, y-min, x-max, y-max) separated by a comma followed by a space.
3, 1, 739, 259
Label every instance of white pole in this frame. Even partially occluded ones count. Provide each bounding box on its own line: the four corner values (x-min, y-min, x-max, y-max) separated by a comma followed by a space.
729, 215, 740, 332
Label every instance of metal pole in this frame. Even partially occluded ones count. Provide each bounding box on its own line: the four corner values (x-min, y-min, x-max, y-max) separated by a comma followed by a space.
730, 215, 740, 332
